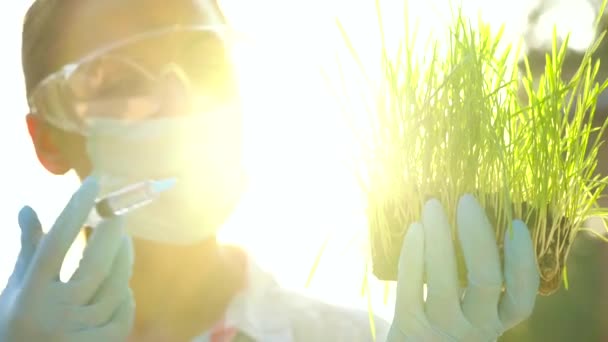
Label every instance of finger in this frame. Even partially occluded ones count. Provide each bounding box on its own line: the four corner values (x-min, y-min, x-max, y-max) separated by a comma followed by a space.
71, 236, 134, 328
422, 199, 462, 319
68, 216, 126, 304
457, 194, 503, 333
69, 289, 135, 342
104, 289, 136, 340
393, 222, 426, 332
13, 206, 44, 283
499, 220, 539, 329
29, 177, 99, 283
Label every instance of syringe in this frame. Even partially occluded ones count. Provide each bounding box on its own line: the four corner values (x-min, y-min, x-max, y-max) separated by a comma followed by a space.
87, 178, 177, 226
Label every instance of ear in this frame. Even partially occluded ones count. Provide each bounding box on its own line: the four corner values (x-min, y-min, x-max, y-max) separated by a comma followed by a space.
26, 113, 71, 175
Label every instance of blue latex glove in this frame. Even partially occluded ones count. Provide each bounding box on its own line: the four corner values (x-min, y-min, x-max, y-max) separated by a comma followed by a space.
0, 177, 135, 341
388, 194, 539, 341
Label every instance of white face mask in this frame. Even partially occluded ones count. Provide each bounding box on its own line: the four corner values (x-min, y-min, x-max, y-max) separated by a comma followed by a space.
85, 105, 247, 244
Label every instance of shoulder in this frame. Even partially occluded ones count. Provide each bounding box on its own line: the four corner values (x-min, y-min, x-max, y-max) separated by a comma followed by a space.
232, 258, 391, 342
276, 289, 391, 342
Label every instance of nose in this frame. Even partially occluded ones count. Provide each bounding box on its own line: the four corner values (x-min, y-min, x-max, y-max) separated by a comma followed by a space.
156, 63, 193, 117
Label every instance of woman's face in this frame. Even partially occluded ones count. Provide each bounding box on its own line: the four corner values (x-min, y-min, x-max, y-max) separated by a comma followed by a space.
29, 0, 246, 251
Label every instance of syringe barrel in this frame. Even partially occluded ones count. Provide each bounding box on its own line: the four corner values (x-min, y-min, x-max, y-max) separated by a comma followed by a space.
95, 181, 157, 218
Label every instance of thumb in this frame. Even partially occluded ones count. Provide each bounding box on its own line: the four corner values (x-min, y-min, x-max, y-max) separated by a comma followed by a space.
12, 206, 44, 284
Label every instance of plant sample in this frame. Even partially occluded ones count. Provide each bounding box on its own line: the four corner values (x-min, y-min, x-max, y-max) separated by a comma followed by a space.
332, 2, 608, 295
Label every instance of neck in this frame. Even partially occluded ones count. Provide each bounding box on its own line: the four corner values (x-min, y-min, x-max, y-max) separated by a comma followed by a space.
129, 237, 247, 340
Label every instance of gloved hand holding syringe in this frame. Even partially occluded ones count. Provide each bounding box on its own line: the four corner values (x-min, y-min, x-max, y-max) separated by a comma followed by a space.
0, 176, 180, 341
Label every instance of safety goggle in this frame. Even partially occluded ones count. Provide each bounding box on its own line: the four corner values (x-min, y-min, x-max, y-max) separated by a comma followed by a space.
27, 25, 240, 135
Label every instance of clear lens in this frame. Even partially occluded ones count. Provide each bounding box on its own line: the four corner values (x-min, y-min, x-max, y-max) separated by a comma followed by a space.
28, 25, 238, 133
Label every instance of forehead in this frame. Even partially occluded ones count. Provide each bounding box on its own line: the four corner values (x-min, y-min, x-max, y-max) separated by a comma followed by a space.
57, 0, 225, 65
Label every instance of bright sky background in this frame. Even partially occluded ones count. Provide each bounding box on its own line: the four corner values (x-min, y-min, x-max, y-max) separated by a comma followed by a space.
0, 0, 598, 324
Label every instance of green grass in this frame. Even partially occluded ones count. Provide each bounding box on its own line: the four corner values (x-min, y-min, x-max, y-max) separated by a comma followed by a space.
330, 1, 608, 295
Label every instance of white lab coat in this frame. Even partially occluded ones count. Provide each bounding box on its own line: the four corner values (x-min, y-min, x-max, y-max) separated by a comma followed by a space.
195, 258, 391, 342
